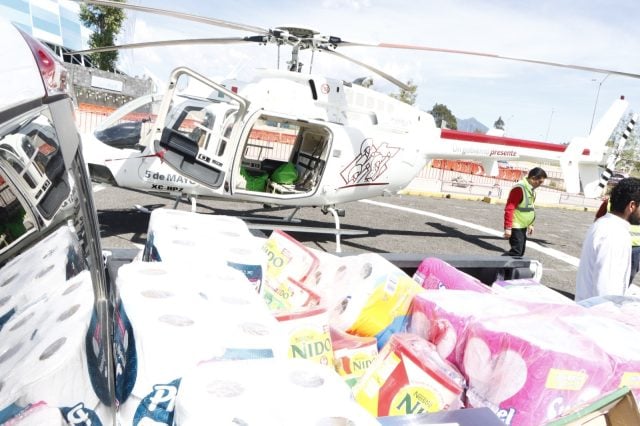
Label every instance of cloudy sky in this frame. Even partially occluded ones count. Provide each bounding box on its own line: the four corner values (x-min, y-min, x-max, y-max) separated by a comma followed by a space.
113, 0, 640, 144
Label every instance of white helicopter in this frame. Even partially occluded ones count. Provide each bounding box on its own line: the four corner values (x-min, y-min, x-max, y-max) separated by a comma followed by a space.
77, 0, 640, 223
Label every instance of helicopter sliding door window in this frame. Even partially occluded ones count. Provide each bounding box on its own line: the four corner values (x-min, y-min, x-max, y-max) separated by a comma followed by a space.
153, 67, 248, 190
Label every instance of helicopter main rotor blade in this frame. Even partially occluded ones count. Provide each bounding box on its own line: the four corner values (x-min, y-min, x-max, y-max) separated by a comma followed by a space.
75, 0, 269, 34
321, 48, 411, 91
71, 37, 256, 55
336, 40, 640, 80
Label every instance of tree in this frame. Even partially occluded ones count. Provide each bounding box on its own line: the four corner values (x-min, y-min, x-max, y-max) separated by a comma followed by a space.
79, 1, 126, 72
390, 80, 417, 105
429, 103, 457, 130
494, 116, 505, 130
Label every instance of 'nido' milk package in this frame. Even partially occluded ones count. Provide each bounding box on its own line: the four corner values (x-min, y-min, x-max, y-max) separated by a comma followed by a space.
330, 326, 378, 387
354, 333, 465, 417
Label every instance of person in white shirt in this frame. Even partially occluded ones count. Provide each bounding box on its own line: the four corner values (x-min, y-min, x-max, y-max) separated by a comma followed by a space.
575, 177, 640, 301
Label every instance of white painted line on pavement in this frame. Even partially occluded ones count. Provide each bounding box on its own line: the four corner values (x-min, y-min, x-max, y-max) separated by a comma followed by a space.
360, 199, 580, 267
92, 183, 106, 193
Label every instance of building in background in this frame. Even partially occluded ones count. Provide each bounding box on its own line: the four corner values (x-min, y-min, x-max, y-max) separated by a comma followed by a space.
1, 0, 153, 109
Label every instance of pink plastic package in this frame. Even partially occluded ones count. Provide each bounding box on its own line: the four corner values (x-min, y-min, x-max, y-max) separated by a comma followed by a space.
559, 312, 640, 402
408, 290, 529, 365
413, 257, 492, 293
461, 313, 613, 426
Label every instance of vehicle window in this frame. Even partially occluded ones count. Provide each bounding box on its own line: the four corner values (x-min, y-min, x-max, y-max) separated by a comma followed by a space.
0, 170, 35, 251
172, 107, 215, 147
0, 111, 69, 220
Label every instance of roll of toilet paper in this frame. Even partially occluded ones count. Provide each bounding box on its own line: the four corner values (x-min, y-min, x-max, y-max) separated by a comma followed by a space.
225, 241, 268, 294
408, 290, 530, 364
143, 209, 251, 263
6, 285, 99, 409
0, 271, 96, 409
174, 358, 357, 426
331, 253, 422, 349
116, 275, 223, 397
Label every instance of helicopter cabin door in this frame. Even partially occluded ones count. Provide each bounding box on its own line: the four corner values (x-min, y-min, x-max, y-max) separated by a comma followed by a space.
151, 68, 248, 190
232, 111, 331, 198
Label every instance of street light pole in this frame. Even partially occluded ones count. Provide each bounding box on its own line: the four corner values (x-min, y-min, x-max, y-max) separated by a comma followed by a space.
589, 74, 610, 134
545, 108, 555, 140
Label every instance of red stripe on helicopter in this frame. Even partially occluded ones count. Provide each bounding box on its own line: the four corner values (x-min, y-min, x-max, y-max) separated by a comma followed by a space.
440, 129, 591, 156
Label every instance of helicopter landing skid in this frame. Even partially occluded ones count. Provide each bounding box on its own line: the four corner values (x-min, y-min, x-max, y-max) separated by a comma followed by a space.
245, 206, 366, 253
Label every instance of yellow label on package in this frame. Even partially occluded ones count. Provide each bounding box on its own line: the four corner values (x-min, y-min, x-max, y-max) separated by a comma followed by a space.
620, 372, 640, 389
347, 275, 422, 337
389, 385, 443, 415
545, 368, 587, 390
263, 238, 291, 280
288, 326, 334, 367
334, 348, 377, 382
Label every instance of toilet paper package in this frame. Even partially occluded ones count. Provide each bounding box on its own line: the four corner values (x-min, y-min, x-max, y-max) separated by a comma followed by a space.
330, 326, 378, 387
142, 208, 253, 264
353, 333, 465, 417
461, 313, 614, 426
558, 313, 640, 401
0, 401, 65, 425
116, 261, 287, 425
413, 257, 492, 293
0, 270, 103, 415
331, 253, 423, 349
0, 226, 82, 331
408, 290, 529, 365
174, 358, 378, 425
493, 278, 576, 305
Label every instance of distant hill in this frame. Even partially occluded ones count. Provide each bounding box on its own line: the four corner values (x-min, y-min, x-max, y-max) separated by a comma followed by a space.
457, 117, 489, 133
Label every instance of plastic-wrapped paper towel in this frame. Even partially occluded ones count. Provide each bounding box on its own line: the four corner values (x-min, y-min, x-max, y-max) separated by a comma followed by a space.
461, 313, 613, 426
493, 278, 576, 305
558, 312, 640, 401
174, 358, 380, 425
408, 290, 530, 365
330, 326, 378, 387
262, 230, 320, 311
413, 257, 492, 293
0, 271, 103, 418
330, 253, 423, 349
353, 333, 465, 417
116, 261, 286, 425
578, 295, 640, 329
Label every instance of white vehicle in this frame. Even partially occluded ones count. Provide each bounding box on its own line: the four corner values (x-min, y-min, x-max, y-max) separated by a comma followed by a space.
0, 19, 116, 425
77, 0, 640, 225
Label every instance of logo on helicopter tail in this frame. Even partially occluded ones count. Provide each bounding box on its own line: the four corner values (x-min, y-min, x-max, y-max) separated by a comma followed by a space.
340, 139, 400, 185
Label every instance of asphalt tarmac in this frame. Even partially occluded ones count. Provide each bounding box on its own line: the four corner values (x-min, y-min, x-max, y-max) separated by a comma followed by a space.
94, 185, 602, 299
